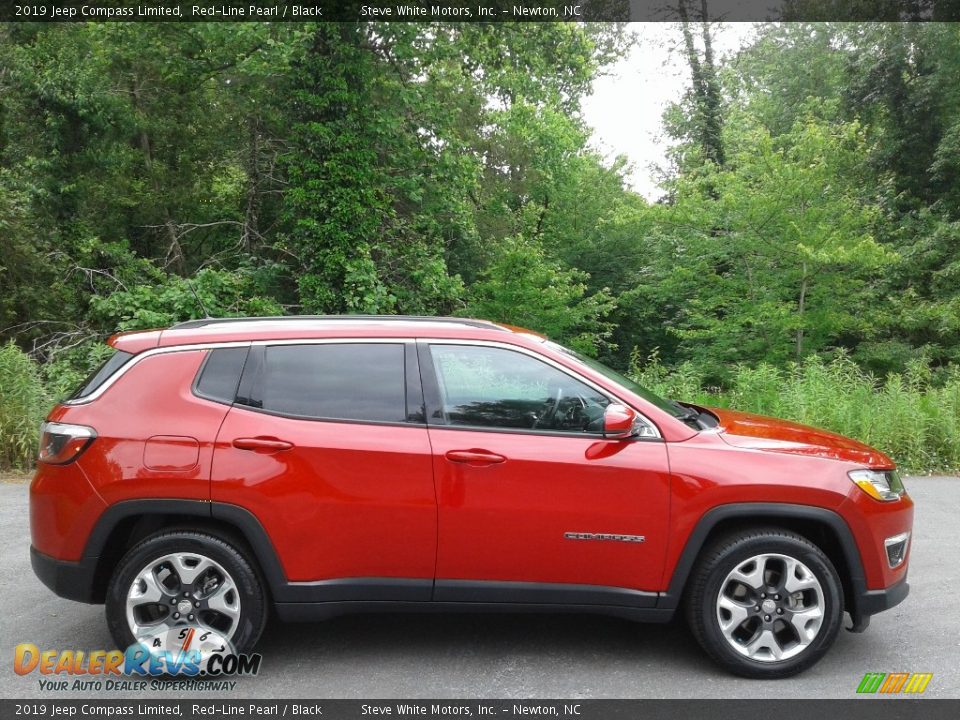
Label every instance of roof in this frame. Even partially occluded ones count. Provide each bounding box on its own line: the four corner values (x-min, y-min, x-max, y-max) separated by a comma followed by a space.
108, 315, 539, 354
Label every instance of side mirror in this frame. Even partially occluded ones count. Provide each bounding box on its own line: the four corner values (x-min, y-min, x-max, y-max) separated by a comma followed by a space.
603, 403, 638, 440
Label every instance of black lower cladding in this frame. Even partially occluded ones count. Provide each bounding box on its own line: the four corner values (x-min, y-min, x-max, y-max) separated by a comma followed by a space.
859, 576, 910, 615
279, 577, 658, 605
433, 578, 659, 606
847, 576, 910, 632
274, 601, 675, 623
30, 546, 99, 604
273, 578, 668, 622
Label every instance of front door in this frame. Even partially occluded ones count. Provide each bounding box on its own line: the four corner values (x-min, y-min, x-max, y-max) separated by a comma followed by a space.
420, 342, 671, 603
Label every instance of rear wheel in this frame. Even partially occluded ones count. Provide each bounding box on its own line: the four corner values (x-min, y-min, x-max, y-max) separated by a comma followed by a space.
105, 531, 267, 663
685, 528, 844, 678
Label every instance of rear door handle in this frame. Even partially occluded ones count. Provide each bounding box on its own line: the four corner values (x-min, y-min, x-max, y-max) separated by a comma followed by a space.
445, 449, 506, 466
232, 437, 293, 453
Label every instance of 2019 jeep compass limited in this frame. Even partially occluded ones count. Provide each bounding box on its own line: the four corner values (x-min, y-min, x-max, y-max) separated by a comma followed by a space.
30, 316, 913, 678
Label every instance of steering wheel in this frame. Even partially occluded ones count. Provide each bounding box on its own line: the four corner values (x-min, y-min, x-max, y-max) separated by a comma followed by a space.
561, 394, 588, 429
532, 387, 563, 430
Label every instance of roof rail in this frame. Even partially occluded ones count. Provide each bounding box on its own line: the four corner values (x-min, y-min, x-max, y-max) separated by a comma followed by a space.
169, 315, 507, 331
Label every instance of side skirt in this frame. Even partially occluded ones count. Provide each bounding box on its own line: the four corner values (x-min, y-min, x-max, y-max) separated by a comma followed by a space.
274, 601, 675, 624
274, 578, 670, 623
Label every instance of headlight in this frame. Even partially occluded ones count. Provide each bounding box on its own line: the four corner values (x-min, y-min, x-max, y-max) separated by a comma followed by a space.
848, 469, 905, 502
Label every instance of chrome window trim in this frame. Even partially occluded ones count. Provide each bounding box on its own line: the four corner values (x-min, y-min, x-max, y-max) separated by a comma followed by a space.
61, 341, 252, 405
61, 339, 403, 406
59, 336, 663, 439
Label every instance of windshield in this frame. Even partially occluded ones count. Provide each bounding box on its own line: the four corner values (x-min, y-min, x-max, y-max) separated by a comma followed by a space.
545, 341, 687, 419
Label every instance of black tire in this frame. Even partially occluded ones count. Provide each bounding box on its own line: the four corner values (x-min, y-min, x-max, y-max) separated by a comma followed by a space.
105, 530, 267, 655
684, 527, 844, 678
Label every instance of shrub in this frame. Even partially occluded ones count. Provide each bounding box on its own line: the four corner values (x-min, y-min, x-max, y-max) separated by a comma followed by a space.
629, 350, 960, 474
0, 342, 50, 469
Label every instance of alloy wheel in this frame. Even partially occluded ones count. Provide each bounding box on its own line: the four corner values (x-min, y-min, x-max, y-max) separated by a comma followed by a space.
125, 551, 241, 642
715, 552, 825, 662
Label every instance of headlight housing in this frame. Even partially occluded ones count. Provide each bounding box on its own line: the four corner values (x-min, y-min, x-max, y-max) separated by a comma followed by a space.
848, 469, 905, 502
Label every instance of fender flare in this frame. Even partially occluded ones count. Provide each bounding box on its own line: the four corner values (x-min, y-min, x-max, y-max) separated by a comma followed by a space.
82, 499, 289, 599
656, 502, 868, 613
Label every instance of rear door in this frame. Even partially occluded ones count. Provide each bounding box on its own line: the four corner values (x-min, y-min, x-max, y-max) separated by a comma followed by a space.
421, 341, 672, 603
210, 341, 436, 600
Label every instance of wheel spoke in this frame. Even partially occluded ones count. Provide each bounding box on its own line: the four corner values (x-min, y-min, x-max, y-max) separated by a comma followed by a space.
206, 578, 241, 631
787, 606, 823, 644
171, 554, 216, 587
744, 629, 784, 660
730, 557, 766, 590
783, 560, 819, 594
131, 616, 174, 638
129, 569, 167, 604
717, 594, 750, 633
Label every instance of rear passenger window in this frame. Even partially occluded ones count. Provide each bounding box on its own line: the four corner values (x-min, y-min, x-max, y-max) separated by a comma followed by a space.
260, 344, 406, 423
195, 347, 249, 404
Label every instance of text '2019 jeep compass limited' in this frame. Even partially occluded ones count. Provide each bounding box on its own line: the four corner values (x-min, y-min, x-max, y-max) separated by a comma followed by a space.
30, 316, 913, 678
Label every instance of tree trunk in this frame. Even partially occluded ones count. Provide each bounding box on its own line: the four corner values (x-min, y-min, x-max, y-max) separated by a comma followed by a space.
796, 268, 808, 361
242, 116, 262, 253
699, 0, 725, 167
132, 79, 185, 274
677, 0, 725, 168
677, 1, 705, 108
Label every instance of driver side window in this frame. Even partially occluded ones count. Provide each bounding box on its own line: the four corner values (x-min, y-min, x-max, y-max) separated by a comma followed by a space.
429, 344, 610, 433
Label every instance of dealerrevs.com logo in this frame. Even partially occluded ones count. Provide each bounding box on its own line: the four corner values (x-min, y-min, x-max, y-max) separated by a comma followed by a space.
14, 638, 262, 692
856, 672, 933, 694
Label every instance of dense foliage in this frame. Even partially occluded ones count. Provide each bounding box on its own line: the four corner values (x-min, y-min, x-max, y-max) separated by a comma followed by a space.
1, 21, 958, 471
0, 343, 50, 469
631, 351, 960, 473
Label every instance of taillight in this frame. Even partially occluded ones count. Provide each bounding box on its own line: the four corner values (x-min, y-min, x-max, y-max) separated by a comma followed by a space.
38, 422, 97, 465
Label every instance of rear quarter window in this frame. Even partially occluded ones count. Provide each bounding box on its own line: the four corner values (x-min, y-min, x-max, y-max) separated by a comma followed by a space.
69, 350, 134, 400
194, 347, 250, 404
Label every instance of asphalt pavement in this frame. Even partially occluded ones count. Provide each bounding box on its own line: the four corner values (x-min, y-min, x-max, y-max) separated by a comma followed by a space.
1, 476, 957, 699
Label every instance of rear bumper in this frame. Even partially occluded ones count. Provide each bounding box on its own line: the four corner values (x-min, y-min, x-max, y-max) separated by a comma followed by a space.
848, 576, 909, 632
30, 546, 99, 604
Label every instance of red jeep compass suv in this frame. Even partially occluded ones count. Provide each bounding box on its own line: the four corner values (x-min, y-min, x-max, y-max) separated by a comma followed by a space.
30, 316, 913, 677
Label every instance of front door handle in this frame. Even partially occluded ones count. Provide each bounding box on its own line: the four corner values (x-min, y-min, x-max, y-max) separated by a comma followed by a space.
232, 437, 293, 453
445, 449, 506, 466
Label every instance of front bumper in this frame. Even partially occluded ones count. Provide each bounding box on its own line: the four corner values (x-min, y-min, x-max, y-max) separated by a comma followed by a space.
30, 546, 100, 604
848, 576, 909, 632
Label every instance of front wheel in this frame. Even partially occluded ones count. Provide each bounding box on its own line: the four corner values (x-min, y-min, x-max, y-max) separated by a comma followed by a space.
105, 531, 267, 665
685, 528, 844, 678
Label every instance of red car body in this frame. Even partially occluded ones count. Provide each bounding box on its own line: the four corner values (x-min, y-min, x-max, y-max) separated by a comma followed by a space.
30, 316, 912, 638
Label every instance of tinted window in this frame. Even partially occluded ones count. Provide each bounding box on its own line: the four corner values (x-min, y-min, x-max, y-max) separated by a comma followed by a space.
261, 344, 406, 423
195, 347, 249, 404
69, 350, 134, 400
430, 345, 610, 433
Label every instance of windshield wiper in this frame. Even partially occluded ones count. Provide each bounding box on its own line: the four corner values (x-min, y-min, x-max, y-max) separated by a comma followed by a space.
669, 400, 699, 420
670, 400, 703, 429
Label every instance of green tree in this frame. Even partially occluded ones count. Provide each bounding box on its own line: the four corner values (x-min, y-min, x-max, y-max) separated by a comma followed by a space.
462, 236, 615, 355
653, 114, 893, 373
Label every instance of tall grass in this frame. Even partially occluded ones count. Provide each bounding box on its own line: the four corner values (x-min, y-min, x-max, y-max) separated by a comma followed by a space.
630, 350, 960, 474
0, 342, 51, 469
